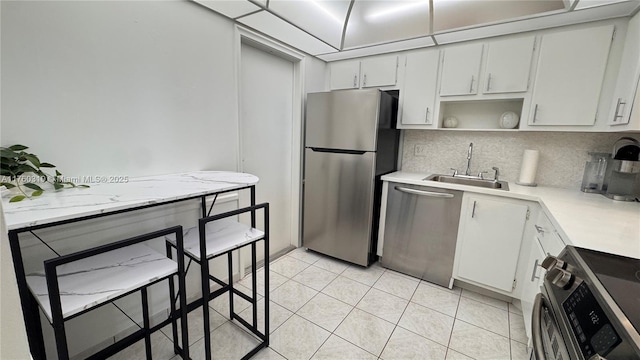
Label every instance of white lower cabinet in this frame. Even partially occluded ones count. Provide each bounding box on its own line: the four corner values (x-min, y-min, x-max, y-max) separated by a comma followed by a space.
519, 208, 567, 343
454, 194, 530, 294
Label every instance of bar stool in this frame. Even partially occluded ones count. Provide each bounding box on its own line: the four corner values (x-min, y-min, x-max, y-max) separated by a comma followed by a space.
25, 226, 190, 360
166, 203, 269, 360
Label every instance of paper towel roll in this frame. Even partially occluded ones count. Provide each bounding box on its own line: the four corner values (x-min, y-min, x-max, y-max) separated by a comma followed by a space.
518, 149, 539, 186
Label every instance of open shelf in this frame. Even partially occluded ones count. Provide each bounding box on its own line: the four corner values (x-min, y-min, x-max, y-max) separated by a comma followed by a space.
438, 98, 524, 130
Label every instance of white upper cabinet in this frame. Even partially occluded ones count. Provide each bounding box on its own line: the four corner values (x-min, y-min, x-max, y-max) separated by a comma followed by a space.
528, 25, 614, 126
330, 60, 361, 90
608, 12, 640, 127
483, 36, 536, 94
439, 43, 484, 96
361, 55, 398, 88
329, 55, 398, 90
400, 50, 440, 126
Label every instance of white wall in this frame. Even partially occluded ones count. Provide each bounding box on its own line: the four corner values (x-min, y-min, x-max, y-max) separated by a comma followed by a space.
1, 0, 239, 177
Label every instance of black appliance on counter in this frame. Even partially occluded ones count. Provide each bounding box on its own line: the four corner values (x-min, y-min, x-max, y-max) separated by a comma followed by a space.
532, 246, 640, 359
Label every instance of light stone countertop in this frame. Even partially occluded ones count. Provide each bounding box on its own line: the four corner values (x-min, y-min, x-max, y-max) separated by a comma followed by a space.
382, 171, 640, 259
1, 171, 259, 231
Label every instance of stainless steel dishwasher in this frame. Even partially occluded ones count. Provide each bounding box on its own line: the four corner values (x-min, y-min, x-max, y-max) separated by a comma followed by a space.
381, 182, 463, 288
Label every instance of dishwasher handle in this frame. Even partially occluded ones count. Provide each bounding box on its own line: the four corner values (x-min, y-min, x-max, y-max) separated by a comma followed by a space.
394, 186, 455, 198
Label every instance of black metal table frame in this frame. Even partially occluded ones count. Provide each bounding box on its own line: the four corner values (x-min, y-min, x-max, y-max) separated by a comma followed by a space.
7, 184, 257, 360
165, 202, 270, 360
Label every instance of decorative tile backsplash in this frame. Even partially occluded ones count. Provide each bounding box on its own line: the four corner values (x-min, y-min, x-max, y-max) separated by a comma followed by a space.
401, 131, 639, 189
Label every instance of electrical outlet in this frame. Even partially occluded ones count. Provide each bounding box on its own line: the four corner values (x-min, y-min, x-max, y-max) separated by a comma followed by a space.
414, 144, 428, 157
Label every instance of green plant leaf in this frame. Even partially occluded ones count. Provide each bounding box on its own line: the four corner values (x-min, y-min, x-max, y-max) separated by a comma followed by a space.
31, 190, 43, 197
62, 182, 77, 187
0, 169, 12, 177
77, 185, 90, 188
23, 154, 41, 168
8, 145, 28, 151
53, 182, 63, 190
0, 149, 19, 159
24, 183, 43, 191
9, 195, 26, 202
16, 164, 37, 175
1, 158, 19, 166
39, 162, 56, 168
1, 182, 16, 189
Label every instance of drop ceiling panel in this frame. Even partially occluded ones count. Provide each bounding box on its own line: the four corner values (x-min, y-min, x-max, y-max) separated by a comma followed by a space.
318, 36, 435, 61
268, 0, 351, 48
237, 11, 338, 55
343, 0, 430, 49
574, 0, 632, 10
433, 1, 636, 44
433, 0, 566, 33
193, 0, 262, 19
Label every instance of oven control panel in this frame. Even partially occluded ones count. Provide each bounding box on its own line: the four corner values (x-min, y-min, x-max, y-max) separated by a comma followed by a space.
562, 282, 621, 358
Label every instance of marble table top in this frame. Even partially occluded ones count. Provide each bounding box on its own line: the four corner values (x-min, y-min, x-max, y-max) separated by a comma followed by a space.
1, 171, 259, 231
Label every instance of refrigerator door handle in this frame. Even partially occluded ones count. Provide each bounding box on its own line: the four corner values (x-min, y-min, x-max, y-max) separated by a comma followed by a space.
309, 147, 367, 155
394, 186, 455, 198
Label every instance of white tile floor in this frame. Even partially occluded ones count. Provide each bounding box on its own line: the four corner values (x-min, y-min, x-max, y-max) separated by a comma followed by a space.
112, 248, 532, 360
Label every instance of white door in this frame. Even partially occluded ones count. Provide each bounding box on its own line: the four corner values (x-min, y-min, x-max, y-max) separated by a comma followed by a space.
400, 50, 439, 125
439, 43, 484, 96
455, 195, 529, 292
360, 55, 398, 88
483, 36, 536, 94
240, 43, 295, 258
330, 60, 361, 90
529, 25, 613, 126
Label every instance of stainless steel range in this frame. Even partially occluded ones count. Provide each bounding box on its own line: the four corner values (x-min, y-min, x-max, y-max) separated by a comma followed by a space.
533, 246, 640, 360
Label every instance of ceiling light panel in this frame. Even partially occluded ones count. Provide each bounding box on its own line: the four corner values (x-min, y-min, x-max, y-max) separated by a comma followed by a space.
268, 0, 351, 48
344, 0, 430, 49
574, 0, 631, 10
432, 0, 566, 33
193, 0, 262, 19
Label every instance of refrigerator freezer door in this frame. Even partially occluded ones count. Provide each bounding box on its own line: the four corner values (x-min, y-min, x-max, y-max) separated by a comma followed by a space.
302, 148, 376, 266
305, 89, 383, 151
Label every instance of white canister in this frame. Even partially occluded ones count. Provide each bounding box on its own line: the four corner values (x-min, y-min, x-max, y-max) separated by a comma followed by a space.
517, 149, 539, 186
443, 116, 458, 128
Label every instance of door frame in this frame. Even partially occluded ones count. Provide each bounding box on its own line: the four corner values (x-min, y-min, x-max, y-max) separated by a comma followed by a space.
234, 25, 306, 250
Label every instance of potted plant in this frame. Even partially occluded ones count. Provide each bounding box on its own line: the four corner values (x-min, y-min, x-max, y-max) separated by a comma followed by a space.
0, 144, 88, 202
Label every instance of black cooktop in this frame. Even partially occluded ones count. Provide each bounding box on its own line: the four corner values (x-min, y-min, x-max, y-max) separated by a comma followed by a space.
576, 247, 640, 334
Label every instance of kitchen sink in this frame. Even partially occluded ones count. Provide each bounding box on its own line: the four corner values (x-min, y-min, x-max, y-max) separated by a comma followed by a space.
423, 174, 509, 190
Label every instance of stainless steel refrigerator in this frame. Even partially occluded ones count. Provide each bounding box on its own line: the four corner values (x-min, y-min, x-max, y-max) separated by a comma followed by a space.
302, 89, 400, 267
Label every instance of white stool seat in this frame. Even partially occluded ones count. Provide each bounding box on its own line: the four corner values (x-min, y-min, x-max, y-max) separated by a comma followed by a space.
166, 219, 265, 260
26, 244, 178, 322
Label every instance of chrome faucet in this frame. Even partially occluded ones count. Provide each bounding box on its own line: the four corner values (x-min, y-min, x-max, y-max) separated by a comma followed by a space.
465, 142, 473, 176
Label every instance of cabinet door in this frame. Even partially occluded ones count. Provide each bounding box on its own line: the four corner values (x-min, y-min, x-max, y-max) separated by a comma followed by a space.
456, 196, 528, 292
609, 13, 640, 126
439, 43, 484, 96
529, 25, 614, 126
361, 55, 398, 88
400, 50, 440, 125
330, 60, 361, 90
521, 237, 546, 343
484, 36, 536, 94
